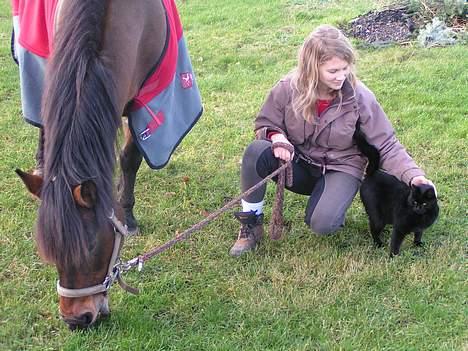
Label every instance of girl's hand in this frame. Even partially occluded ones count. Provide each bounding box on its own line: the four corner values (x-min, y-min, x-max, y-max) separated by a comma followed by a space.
411, 175, 437, 197
271, 134, 294, 162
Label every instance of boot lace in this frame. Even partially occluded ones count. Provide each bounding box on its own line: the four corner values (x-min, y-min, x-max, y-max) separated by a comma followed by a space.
238, 223, 254, 240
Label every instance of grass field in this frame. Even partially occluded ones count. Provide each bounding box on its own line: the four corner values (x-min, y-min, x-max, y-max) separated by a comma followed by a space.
0, 1, 467, 350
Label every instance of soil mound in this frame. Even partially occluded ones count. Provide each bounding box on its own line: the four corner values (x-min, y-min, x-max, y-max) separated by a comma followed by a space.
344, 6, 415, 43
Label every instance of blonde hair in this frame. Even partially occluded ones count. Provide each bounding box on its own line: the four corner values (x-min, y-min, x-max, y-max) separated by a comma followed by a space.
291, 25, 357, 122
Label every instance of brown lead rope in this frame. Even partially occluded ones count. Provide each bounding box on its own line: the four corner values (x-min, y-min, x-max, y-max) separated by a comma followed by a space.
269, 142, 295, 240
269, 159, 293, 240
120, 161, 292, 275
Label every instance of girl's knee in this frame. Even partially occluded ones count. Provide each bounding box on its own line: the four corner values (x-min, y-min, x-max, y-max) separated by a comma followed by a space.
307, 215, 343, 236
242, 140, 278, 179
244, 140, 271, 158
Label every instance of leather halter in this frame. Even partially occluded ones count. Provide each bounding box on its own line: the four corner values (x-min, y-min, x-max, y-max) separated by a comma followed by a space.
56, 210, 135, 298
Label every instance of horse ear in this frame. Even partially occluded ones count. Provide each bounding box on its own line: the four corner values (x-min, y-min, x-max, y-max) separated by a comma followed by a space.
15, 169, 43, 199
73, 180, 97, 208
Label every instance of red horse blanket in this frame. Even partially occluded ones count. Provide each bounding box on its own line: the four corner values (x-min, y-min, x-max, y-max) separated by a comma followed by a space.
12, 0, 203, 169
12, 0, 57, 58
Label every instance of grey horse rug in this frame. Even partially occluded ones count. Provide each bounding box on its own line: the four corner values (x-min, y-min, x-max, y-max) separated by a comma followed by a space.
11, 0, 203, 169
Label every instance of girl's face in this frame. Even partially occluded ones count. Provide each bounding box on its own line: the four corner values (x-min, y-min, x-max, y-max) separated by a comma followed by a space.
318, 56, 350, 92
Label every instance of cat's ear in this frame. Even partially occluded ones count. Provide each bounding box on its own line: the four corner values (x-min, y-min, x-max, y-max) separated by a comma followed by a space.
425, 186, 436, 199
415, 184, 437, 200
410, 183, 421, 195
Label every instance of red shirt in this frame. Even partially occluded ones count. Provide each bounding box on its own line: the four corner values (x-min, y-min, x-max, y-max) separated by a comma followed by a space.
316, 99, 331, 116
267, 99, 332, 140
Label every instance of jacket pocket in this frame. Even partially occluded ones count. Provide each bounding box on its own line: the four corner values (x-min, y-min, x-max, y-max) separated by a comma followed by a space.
326, 113, 357, 149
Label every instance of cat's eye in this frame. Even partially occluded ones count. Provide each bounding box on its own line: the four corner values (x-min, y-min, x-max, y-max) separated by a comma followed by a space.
413, 201, 418, 206
422, 203, 427, 206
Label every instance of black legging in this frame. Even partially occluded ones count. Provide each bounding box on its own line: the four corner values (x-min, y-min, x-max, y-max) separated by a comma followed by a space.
241, 140, 360, 235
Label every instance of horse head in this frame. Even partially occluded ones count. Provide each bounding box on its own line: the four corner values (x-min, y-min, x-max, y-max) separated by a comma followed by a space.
16, 169, 122, 330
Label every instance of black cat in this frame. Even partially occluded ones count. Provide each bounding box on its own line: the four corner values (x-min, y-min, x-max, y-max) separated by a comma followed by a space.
353, 128, 439, 256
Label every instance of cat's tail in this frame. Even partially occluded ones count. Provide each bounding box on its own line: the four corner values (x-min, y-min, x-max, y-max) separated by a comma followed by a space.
353, 124, 380, 176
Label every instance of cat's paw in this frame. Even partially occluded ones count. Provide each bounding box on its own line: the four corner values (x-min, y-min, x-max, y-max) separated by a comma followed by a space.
373, 240, 384, 248
414, 240, 425, 247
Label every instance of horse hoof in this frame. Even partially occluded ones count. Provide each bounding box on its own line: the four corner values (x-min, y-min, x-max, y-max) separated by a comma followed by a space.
127, 226, 140, 236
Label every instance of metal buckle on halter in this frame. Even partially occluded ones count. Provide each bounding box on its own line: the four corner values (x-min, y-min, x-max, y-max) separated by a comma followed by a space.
102, 263, 121, 291
103, 275, 113, 291
121, 256, 144, 272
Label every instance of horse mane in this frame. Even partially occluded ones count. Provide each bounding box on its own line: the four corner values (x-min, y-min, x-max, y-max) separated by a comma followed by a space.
38, 0, 120, 269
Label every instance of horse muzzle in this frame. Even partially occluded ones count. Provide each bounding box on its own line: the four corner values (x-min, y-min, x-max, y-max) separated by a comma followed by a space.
60, 294, 110, 330
62, 312, 96, 330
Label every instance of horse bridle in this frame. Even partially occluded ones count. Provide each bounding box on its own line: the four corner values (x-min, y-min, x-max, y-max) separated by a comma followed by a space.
56, 210, 138, 298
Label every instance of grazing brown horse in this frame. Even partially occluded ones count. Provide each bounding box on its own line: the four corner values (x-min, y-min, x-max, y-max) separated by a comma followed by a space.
15, 0, 200, 330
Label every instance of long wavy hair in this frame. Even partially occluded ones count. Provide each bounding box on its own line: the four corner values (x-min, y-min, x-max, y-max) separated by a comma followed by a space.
290, 25, 357, 123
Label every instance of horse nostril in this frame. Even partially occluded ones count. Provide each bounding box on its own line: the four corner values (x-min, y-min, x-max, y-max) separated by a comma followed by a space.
63, 311, 95, 330
81, 312, 94, 326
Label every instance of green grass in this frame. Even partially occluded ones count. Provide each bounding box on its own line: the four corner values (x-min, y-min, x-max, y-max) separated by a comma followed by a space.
0, 0, 467, 350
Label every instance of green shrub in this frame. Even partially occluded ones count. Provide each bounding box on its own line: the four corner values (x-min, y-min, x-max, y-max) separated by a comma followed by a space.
417, 17, 457, 46
408, 0, 467, 20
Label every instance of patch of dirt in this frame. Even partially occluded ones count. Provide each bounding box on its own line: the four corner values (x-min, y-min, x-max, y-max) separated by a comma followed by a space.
343, 5, 416, 44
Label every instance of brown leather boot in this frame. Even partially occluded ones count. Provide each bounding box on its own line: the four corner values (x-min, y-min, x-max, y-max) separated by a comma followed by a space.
229, 211, 264, 257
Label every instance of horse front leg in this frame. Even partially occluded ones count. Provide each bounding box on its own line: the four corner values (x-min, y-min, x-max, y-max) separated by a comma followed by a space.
34, 128, 45, 176
117, 123, 142, 235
